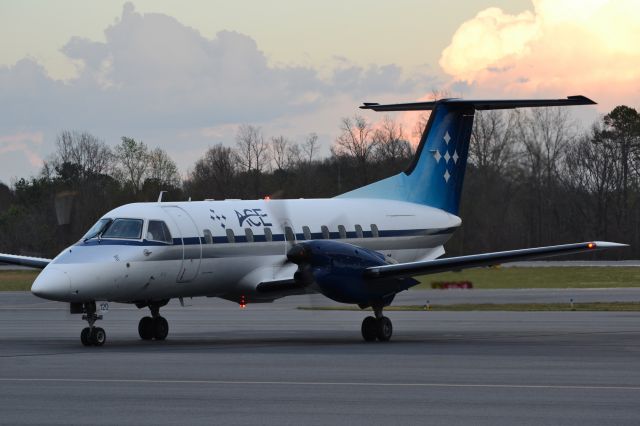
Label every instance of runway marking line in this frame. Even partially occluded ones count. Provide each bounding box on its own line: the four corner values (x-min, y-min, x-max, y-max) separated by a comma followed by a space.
1, 378, 639, 391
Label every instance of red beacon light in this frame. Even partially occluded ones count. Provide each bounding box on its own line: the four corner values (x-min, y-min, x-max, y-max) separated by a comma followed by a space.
239, 295, 247, 309
587, 242, 596, 249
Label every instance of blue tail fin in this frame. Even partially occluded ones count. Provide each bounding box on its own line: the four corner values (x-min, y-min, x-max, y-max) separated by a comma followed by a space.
338, 96, 595, 215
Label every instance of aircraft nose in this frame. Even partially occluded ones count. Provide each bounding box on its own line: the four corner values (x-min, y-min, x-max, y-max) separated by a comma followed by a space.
31, 268, 71, 301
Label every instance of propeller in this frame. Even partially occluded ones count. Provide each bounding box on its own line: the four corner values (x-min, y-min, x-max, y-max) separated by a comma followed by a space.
263, 193, 347, 308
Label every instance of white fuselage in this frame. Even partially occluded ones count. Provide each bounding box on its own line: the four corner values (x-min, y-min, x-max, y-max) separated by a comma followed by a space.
32, 198, 461, 304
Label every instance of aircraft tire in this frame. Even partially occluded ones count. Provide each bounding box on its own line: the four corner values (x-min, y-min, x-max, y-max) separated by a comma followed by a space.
153, 316, 169, 341
376, 317, 392, 342
361, 316, 378, 342
138, 316, 154, 340
80, 327, 92, 346
91, 327, 107, 346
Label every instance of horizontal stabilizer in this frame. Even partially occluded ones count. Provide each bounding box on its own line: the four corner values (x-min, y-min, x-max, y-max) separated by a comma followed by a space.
0, 253, 51, 269
364, 241, 626, 280
360, 95, 596, 112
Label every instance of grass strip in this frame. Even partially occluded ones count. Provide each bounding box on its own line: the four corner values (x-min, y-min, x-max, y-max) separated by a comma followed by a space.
415, 267, 640, 289
0, 271, 39, 291
298, 302, 640, 312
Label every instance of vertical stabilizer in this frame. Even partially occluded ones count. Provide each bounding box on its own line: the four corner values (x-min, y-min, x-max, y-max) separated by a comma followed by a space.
337, 96, 596, 215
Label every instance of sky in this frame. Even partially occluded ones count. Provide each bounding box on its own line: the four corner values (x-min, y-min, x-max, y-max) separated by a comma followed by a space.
1, 0, 639, 185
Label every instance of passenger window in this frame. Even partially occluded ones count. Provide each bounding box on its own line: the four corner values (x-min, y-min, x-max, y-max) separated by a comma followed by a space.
226, 229, 235, 243
284, 226, 296, 242
245, 228, 254, 243
338, 225, 347, 239
102, 218, 143, 239
355, 224, 363, 238
147, 220, 172, 243
203, 229, 213, 244
371, 224, 379, 238
264, 227, 273, 242
321, 225, 330, 239
302, 226, 311, 240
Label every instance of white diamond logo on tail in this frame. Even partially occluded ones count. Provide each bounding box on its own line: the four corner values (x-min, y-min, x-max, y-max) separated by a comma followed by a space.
443, 131, 451, 145
444, 151, 450, 163
432, 150, 441, 162
453, 150, 459, 164
443, 170, 450, 182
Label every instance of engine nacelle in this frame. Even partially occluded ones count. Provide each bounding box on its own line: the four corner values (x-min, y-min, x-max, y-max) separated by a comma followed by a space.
289, 240, 401, 305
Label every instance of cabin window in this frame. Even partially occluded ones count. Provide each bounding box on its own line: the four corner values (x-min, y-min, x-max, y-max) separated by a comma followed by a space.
371, 224, 379, 238
203, 229, 213, 244
245, 228, 254, 243
355, 224, 363, 239
147, 220, 173, 243
338, 225, 347, 239
284, 226, 296, 242
264, 227, 273, 242
226, 229, 235, 243
302, 226, 311, 240
102, 218, 143, 240
321, 225, 330, 239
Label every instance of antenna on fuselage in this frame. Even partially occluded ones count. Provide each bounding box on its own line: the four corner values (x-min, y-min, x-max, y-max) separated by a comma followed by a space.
157, 191, 167, 203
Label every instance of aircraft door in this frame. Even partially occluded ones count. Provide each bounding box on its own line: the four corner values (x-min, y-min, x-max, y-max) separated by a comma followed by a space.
162, 206, 202, 282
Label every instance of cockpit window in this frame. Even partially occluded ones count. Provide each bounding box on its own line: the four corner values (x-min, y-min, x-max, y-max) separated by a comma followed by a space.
82, 218, 112, 240
146, 220, 173, 244
101, 218, 143, 239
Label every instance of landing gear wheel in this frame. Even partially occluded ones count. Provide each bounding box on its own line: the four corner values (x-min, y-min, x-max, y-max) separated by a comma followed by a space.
80, 327, 91, 346
361, 316, 378, 342
138, 316, 154, 340
153, 316, 169, 341
376, 316, 393, 342
91, 327, 107, 346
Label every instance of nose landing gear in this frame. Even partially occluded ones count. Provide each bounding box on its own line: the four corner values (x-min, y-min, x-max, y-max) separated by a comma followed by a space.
138, 301, 169, 341
78, 301, 106, 347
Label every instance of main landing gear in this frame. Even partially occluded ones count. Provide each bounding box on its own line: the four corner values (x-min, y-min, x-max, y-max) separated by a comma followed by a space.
361, 305, 393, 342
78, 301, 106, 347
138, 301, 169, 341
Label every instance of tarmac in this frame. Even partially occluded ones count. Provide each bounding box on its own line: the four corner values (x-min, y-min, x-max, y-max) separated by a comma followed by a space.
1, 290, 640, 425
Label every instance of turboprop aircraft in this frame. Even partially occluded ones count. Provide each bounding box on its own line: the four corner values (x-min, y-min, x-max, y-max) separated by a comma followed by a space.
0, 95, 626, 346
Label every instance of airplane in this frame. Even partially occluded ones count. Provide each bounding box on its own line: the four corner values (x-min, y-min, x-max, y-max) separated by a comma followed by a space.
0, 95, 627, 346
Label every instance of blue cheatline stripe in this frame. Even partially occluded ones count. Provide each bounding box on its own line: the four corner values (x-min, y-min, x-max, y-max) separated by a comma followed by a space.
76, 227, 456, 247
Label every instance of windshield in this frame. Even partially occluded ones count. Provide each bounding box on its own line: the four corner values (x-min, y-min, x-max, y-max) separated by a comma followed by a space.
101, 218, 143, 240
82, 218, 112, 240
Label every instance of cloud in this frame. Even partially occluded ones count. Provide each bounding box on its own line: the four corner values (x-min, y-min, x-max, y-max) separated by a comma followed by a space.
439, 0, 640, 110
0, 131, 44, 168
0, 2, 431, 184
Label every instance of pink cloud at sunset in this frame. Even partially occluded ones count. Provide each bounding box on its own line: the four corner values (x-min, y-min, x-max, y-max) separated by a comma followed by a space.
0, 131, 44, 168
439, 0, 640, 110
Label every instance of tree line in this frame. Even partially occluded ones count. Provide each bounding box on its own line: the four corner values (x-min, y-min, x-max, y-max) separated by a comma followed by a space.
1, 104, 639, 259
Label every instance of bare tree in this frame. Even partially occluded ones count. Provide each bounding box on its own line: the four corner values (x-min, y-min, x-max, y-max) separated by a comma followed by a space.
469, 110, 517, 174
302, 133, 319, 164
271, 135, 292, 171
563, 126, 618, 236
235, 125, 270, 174
373, 116, 413, 164
412, 113, 430, 143
147, 147, 180, 187
332, 115, 376, 167
47, 130, 113, 179
115, 137, 149, 192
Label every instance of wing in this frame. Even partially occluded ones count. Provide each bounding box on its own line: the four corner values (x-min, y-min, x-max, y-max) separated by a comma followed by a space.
363, 241, 627, 280
0, 253, 51, 269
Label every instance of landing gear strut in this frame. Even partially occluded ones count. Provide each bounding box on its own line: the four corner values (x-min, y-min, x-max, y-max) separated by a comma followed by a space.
361, 305, 393, 342
79, 301, 106, 347
138, 301, 169, 341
